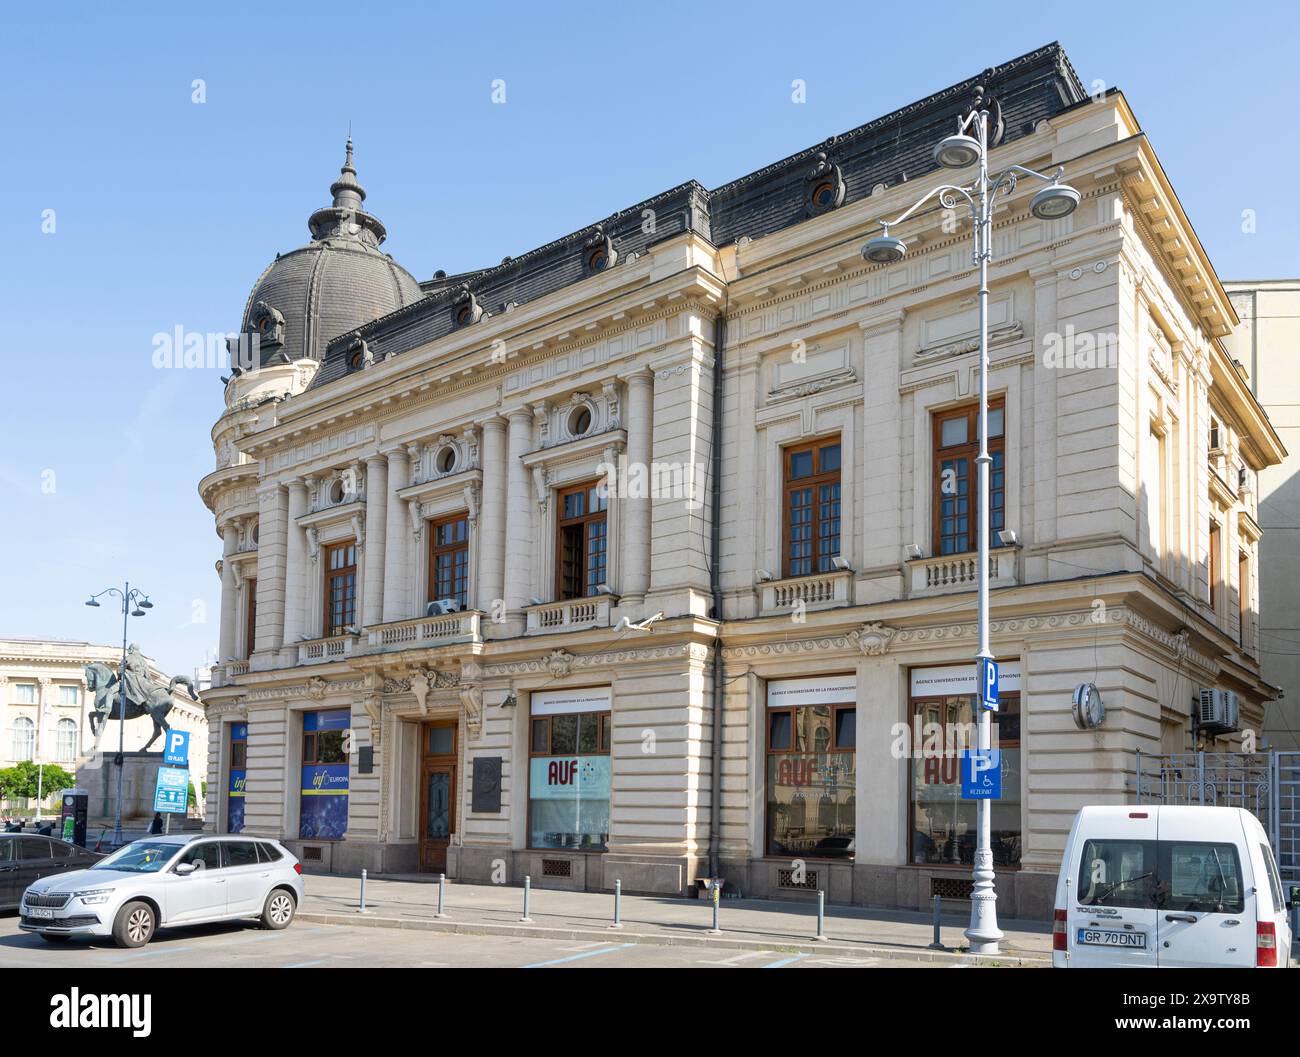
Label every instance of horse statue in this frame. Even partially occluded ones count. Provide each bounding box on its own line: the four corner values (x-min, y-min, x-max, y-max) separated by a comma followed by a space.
83, 654, 200, 756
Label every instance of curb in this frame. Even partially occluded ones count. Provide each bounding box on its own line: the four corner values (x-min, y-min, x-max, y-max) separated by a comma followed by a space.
295, 910, 1050, 967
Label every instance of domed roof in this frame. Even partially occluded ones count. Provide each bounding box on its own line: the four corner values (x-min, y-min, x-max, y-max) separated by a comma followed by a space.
239, 140, 424, 366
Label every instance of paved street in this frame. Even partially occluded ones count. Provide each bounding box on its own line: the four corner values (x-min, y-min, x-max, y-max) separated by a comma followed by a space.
0, 913, 947, 968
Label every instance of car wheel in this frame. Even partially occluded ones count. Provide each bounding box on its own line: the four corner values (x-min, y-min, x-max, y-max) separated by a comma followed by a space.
113, 901, 156, 948
261, 889, 296, 930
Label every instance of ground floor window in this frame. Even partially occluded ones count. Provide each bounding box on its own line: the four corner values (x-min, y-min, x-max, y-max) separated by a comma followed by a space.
908, 663, 1021, 867
227, 722, 247, 833
765, 676, 856, 859
300, 709, 350, 840
528, 688, 611, 850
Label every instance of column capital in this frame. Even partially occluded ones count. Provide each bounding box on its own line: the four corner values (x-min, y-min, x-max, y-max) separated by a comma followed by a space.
481, 414, 508, 432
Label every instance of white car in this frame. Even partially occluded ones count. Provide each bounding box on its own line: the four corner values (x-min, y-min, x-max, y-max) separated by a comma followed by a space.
1052, 805, 1294, 968
19, 834, 305, 948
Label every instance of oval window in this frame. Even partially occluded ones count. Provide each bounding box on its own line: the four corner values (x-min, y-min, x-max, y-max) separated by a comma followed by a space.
568, 405, 592, 437
435, 447, 457, 475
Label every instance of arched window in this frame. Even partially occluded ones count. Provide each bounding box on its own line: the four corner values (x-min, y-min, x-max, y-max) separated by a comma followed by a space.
56, 718, 78, 763
12, 717, 35, 762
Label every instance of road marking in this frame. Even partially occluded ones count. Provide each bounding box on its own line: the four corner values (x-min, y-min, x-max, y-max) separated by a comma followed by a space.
699, 950, 771, 965
556, 941, 614, 952
112, 946, 195, 962
524, 944, 635, 968
762, 953, 810, 968
283, 959, 326, 968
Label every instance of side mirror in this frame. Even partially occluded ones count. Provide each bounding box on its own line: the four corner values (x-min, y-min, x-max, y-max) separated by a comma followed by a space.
174, 861, 198, 876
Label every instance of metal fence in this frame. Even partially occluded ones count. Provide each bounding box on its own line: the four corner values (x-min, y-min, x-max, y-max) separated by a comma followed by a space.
1134, 750, 1300, 885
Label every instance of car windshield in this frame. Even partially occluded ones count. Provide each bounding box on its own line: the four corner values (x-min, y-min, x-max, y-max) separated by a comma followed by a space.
90, 841, 178, 873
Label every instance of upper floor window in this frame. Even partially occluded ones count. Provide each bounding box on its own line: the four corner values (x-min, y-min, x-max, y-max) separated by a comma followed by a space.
324, 542, 357, 637
932, 402, 1004, 556
56, 718, 77, 762
429, 514, 470, 610
58, 685, 78, 707
1209, 417, 1221, 452
782, 439, 841, 578
11, 716, 34, 761
12, 682, 36, 705
245, 578, 257, 658
1238, 550, 1250, 648
556, 482, 608, 600
1208, 520, 1221, 611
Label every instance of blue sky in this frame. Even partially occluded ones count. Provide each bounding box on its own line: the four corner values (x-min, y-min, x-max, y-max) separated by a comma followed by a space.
1, 1, 1295, 675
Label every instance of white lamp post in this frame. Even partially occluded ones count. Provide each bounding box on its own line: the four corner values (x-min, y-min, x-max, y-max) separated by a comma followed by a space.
863, 100, 1079, 954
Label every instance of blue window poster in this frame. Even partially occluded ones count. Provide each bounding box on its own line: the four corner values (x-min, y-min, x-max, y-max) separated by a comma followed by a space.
300, 709, 350, 840
227, 722, 248, 834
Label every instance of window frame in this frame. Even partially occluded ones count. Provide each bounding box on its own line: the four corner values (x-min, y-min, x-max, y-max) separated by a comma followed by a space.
554, 481, 608, 600
323, 541, 358, 637
764, 697, 857, 860
245, 577, 257, 658
1208, 520, 1221, 612
931, 400, 1005, 557
527, 699, 611, 853
428, 512, 471, 610
780, 437, 842, 579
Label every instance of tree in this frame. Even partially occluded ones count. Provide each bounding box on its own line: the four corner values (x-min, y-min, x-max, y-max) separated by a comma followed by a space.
0, 761, 76, 802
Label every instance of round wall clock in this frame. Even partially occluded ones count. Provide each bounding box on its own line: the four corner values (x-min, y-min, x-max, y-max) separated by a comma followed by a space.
1072, 682, 1105, 730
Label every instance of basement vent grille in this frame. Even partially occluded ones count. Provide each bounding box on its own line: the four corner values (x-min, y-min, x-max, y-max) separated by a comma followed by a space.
301, 846, 323, 863
777, 868, 818, 891
542, 858, 572, 878
931, 877, 974, 900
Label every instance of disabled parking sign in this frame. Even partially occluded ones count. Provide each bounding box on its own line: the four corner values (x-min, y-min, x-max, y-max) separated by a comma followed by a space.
961, 749, 1002, 800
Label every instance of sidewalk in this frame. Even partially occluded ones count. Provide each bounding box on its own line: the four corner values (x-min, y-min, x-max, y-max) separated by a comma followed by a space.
297, 872, 1053, 966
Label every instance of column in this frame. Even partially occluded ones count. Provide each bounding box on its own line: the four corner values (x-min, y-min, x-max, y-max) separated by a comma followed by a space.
622, 370, 654, 602
381, 447, 411, 622
254, 483, 288, 657
362, 455, 388, 627
477, 416, 508, 614
282, 481, 308, 645
503, 409, 534, 612
218, 522, 239, 660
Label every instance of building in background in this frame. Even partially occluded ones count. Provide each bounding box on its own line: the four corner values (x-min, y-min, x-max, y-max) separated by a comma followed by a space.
199, 43, 1283, 917
0, 638, 208, 814
1223, 280, 1300, 749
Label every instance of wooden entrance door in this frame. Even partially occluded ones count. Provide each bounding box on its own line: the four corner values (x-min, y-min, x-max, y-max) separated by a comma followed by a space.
419, 722, 457, 872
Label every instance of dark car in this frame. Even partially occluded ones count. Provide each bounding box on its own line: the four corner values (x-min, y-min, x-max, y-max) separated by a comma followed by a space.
0, 834, 103, 910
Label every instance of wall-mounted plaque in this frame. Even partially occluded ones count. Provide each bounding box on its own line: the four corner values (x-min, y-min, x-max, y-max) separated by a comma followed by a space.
472, 756, 503, 813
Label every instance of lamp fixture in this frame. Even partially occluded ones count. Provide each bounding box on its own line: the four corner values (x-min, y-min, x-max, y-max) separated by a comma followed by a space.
934, 132, 981, 169
1029, 181, 1080, 220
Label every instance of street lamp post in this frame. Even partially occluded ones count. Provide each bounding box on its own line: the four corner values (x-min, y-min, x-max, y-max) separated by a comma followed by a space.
85, 583, 153, 848
863, 100, 1079, 955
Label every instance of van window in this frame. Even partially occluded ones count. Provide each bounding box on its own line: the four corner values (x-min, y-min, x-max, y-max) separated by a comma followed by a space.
222, 841, 260, 868
1077, 839, 1157, 908
177, 842, 222, 871
256, 842, 283, 864
1260, 843, 1285, 914
1164, 842, 1243, 914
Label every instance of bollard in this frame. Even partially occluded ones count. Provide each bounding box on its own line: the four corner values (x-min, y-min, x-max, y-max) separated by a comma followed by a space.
814, 889, 827, 941
359, 868, 367, 914
520, 874, 533, 923
610, 878, 623, 930
436, 873, 448, 918
706, 878, 722, 935
928, 894, 944, 949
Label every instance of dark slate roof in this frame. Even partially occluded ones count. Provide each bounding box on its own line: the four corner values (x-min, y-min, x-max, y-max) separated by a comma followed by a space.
309, 42, 1086, 391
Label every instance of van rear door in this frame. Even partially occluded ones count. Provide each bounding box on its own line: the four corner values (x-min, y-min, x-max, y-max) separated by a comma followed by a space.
1155, 810, 1254, 968
1068, 812, 1159, 967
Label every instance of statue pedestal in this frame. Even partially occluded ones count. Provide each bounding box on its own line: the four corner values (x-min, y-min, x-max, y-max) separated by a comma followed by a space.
76, 751, 169, 824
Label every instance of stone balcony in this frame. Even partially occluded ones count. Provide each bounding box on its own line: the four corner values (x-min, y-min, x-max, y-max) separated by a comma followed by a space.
210, 660, 249, 688
525, 596, 613, 634
365, 611, 483, 652
758, 570, 853, 617
907, 547, 1019, 597
297, 633, 359, 666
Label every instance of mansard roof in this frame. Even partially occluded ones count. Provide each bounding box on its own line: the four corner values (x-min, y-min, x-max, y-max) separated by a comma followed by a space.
310, 41, 1086, 390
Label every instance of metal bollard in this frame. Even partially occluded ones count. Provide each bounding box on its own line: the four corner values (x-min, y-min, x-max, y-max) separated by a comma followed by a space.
928, 894, 944, 949
814, 889, 827, 941
610, 878, 623, 929
359, 868, 367, 913
520, 875, 533, 922
436, 873, 448, 918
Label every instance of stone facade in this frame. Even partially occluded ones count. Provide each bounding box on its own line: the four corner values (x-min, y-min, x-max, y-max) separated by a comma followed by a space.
198, 45, 1283, 918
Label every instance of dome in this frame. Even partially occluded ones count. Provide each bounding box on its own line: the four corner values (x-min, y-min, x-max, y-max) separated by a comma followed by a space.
238, 140, 424, 367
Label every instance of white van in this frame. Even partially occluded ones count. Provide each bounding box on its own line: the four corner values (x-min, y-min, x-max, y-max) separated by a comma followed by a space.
1053, 805, 1293, 968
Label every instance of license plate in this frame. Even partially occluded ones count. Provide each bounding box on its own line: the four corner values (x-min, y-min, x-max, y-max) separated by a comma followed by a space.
28, 907, 55, 920
1077, 927, 1146, 948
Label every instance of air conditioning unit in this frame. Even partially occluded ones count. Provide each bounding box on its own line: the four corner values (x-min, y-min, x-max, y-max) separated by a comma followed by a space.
1195, 688, 1240, 735
426, 599, 461, 617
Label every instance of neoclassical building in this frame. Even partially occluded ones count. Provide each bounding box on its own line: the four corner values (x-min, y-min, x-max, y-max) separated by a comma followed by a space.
199, 43, 1283, 917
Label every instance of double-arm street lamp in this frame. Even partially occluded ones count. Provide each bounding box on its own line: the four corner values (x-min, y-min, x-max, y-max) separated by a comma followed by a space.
85, 583, 153, 848
863, 103, 1080, 954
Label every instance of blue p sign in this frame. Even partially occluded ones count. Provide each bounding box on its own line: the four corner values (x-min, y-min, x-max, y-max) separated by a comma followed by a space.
163, 730, 190, 767
979, 658, 999, 712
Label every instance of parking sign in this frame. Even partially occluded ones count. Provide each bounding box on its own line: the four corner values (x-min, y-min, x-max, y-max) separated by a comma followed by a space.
153, 766, 189, 814
163, 729, 190, 768
961, 749, 1002, 799
979, 658, 999, 712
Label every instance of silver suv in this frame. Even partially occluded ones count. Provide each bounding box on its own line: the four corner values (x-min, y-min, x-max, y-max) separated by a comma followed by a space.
19, 834, 305, 948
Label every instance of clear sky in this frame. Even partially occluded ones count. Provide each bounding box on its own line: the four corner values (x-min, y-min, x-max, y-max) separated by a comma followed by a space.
1, 1, 1295, 676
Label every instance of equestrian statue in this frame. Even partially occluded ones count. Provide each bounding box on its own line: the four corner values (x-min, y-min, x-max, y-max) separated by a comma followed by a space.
82, 644, 200, 755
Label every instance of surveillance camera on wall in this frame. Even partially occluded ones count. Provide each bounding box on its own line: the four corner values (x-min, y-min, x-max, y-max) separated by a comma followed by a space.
997, 529, 1019, 547
904, 544, 924, 560
756, 570, 773, 583
831, 556, 853, 572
